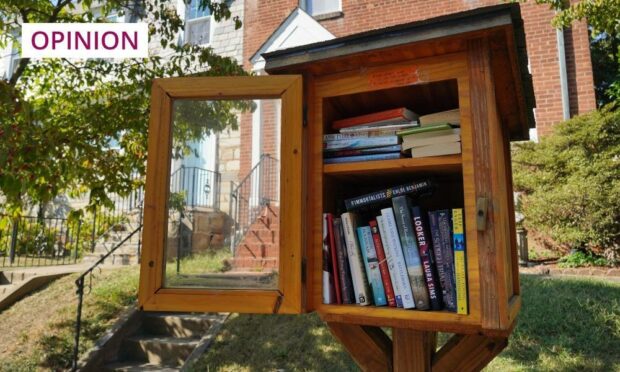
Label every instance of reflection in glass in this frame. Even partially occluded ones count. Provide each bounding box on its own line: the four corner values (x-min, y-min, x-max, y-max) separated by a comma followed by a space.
164, 99, 281, 290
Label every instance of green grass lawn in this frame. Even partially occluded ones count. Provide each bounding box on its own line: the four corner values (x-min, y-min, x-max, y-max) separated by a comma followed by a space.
190, 274, 620, 372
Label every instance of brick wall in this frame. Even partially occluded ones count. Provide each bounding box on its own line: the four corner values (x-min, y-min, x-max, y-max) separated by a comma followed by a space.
242, 0, 596, 137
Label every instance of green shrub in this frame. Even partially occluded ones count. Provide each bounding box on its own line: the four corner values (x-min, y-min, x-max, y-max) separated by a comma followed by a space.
558, 251, 610, 268
512, 108, 620, 264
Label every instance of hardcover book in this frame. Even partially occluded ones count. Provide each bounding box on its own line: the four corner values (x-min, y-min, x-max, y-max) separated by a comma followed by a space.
380, 208, 416, 309
323, 152, 401, 164
333, 217, 355, 304
377, 216, 403, 308
339, 122, 418, 134
332, 107, 418, 130
397, 123, 453, 137
322, 213, 336, 304
344, 179, 434, 211
369, 220, 397, 307
409, 142, 461, 158
323, 136, 400, 152
411, 206, 443, 310
428, 210, 457, 311
357, 226, 387, 306
402, 129, 461, 150
391, 197, 430, 310
323, 144, 402, 158
341, 212, 372, 306
326, 213, 342, 304
452, 208, 468, 314
419, 108, 461, 126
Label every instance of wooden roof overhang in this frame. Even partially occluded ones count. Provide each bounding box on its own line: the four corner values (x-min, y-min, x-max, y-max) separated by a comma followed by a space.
263, 4, 535, 140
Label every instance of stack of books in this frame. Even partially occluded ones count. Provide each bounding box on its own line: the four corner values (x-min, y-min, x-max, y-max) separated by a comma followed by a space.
398, 109, 461, 158
323, 108, 419, 164
322, 179, 468, 314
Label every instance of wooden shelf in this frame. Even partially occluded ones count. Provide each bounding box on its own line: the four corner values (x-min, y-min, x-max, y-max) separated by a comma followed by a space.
323, 155, 462, 176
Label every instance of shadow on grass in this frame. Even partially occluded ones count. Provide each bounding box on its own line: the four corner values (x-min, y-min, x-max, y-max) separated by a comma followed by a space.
488, 275, 620, 371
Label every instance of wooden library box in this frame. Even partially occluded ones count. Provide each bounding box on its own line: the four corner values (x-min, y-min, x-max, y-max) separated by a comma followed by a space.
138, 4, 535, 369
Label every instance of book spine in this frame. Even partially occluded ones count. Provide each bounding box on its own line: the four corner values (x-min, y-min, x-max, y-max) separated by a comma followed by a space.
377, 216, 403, 308
381, 208, 416, 309
322, 213, 335, 304
332, 107, 409, 130
344, 179, 434, 211
392, 197, 430, 310
357, 226, 387, 306
437, 210, 457, 311
411, 206, 443, 310
341, 212, 371, 306
323, 132, 369, 141
333, 218, 355, 304
326, 213, 342, 304
428, 211, 456, 311
323, 136, 399, 151
323, 152, 401, 164
369, 220, 397, 307
452, 208, 468, 315
323, 144, 402, 158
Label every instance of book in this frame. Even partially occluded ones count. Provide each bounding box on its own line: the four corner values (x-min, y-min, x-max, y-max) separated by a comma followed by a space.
344, 179, 434, 211
409, 142, 461, 158
419, 108, 461, 126
341, 212, 372, 306
332, 107, 418, 130
323, 132, 369, 141
339, 122, 418, 134
326, 213, 342, 304
323, 145, 402, 158
452, 208, 468, 315
402, 129, 461, 150
323, 136, 400, 152
391, 197, 430, 310
428, 210, 457, 311
322, 213, 336, 304
377, 216, 403, 308
397, 123, 453, 137
333, 217, 355, 304
323, 152, 401, 164
411, 206, 443, 310
357, 226, 387, 306
369, 220, 397, 307
380, 208, 416, 309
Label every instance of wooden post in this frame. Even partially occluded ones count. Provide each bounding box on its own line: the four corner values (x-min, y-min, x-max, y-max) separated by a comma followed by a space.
326, 322, 393, 371
393, 328, 436, 372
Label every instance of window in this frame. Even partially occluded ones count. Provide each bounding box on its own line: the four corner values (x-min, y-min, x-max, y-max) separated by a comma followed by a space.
185, 0, 212, 45
304, 0, 341, 17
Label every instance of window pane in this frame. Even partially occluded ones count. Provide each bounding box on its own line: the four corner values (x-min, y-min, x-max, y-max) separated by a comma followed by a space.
307, 0, 340, 15
164, 98, 282, 290
188, 0, 211, 20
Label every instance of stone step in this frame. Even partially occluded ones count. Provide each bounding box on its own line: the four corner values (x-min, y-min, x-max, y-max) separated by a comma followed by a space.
231, 257, 278, 270
82, 253, 139, 266
142, 313, 214, 338
0, 271, 37, 284
121, 336, 200, 367
0, 284, 17, 296
104, 361, 179, 372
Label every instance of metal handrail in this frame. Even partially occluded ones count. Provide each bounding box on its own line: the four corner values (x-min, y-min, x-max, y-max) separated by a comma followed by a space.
71, 224, 143, 371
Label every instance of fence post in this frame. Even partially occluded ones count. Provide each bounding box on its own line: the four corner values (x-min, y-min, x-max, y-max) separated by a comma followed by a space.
8, 218, 19, 265
517, 227, 529, 267
74, 219, 82, 262
90, 208, 97, 253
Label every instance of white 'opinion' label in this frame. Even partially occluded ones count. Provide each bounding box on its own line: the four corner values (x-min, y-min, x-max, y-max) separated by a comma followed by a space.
22, 23, 149, 59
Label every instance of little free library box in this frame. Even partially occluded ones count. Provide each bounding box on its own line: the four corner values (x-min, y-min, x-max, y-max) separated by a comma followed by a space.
138, 4, 535, 371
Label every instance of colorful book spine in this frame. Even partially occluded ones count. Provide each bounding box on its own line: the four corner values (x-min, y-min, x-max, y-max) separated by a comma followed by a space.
369, 220, 397, 307
341, 212, 372, 306
411, 206, 443, 310
357, 226, 387, 306
326, 213, 342, 304
332, 107, 417, 130
333, 218, 355, 304
377, 216, 403, 308
344, 179, 434, 211
323, 152, 401, 164
322, 213, 336, 304
323, 144, 402, 158
323, 136, 399, 151
323, 132, 368, 141
392, 196, 430, 310
452, 208, 468, 314
380, 208, 416, 309
428, 210, 456, 311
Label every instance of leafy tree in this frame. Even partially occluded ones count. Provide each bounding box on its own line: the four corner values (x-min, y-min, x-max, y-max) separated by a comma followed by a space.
512, 108, 620, 264
0, 0, 248, 214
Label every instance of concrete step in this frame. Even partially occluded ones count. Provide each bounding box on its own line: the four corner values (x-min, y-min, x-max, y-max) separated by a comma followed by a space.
104, 361, 179, 372
0, 271, 37, 284
82, 253, 138, 266
142, 313, 213, 338
121, 336, 200, 367
231, 257, 278, 270
0, 284, 17, 296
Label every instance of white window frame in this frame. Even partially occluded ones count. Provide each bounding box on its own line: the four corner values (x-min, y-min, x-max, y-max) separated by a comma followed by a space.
303, 0, 342, 17
184, 0, 215, 46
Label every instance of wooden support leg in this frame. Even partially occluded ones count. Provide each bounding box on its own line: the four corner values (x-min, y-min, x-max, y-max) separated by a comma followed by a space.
325, 322, 393, 372
432, 334, 508, 372
392, 328, 437, 372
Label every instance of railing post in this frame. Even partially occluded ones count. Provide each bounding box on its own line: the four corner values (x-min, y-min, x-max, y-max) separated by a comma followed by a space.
90, 208, 97, 253
8, 218, 18, 265
72, 276, 85, 371
192, 168, 197, 207
74, 219, 82, 263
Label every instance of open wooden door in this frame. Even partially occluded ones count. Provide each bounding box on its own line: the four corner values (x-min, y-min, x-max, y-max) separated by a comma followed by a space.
138, 76, 304, 314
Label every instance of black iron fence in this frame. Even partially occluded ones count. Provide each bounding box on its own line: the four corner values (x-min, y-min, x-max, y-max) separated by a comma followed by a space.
0, 215, 83, 267
229, 154, 279, 250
